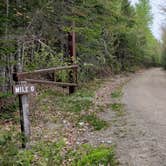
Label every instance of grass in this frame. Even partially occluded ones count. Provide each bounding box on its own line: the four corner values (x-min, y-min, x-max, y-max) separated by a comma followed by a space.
0, 92, 18, 122
0, 131, 118, 166
110, 87, 125, 116
0, 102, 18, 122
37, 79, 102, 113
80, 114, 108, 131
111, 88, 123, 98
110, 103, 124, 116
72, 144, 118, 166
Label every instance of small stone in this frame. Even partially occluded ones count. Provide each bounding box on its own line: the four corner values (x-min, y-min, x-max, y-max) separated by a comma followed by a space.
106, 140, 112, 144
63, 120, 67, 124
79, 122, 84, 126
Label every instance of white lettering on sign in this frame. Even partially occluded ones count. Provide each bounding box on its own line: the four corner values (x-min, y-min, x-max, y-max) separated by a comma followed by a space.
30, 86, 35, 92
15, 87, 20, 93
13, 85, 36, 95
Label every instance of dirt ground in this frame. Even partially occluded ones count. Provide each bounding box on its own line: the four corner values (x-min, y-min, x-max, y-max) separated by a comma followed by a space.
117, 68, 166, 165
79, 68, 166, 166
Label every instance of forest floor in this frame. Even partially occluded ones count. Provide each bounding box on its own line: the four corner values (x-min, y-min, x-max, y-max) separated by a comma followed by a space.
1, 68, 166, 165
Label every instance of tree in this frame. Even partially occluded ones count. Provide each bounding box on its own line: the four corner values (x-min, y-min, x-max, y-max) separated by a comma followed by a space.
0, 0, 161, 96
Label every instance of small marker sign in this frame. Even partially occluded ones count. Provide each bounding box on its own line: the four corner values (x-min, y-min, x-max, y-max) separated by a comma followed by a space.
13, 84, 35, 95
12, 81, 35, 148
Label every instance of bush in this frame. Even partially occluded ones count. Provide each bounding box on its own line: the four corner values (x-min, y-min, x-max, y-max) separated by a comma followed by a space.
0, 131, 117, 166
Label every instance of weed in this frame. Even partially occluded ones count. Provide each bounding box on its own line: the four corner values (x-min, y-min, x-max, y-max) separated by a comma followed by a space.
111, 88, 123, 98
0, 101, 18, 122
55, 82, 99, 113
0, 131, 118, 166
111, 103, 124, 116
96, 105, 107, 112
80, 114, 108, 130
72, 144, 117, 166
0, 92, 13, 99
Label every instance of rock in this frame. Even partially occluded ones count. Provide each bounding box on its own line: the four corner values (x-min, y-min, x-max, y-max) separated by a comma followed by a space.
78, 122, 84, 126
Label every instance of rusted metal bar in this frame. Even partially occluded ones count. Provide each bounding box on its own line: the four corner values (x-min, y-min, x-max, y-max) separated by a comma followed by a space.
68, 21, 77, 94
72, 21, 76, 62
13, 65, 78, 81
74, 67, 78, 84
25, 79, 78, 87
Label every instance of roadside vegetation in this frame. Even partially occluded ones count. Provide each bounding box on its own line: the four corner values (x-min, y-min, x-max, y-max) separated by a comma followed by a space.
0, 79, 119, 165
161, 27, 166, 69
0, 131, 117, 166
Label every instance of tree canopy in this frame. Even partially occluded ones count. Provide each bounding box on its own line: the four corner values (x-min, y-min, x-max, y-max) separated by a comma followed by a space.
0, 0, 161, 94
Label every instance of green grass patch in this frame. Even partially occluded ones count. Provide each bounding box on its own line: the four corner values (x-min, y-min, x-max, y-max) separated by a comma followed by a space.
111, 88, 123, 98
110, 103, 124, 116
80, 114, 108, 130
54, 79, 102, 113
36, 79, 102, 113
72, 144, 118, 166
56, 94, 93, 113
0, 101, 18, 121
0, 92, 13, 99
0, 132, 117, 166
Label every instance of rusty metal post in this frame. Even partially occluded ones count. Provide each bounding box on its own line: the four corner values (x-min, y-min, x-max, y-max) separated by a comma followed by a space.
68, 21, 77, 94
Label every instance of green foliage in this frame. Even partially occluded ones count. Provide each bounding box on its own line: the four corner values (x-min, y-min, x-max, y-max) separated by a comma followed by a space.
0, 132, 33, 166
111, 103, 123, 111
111, 103, 124, 116
0, 92, 13, 99
0, 93, 18, 121
0, 131, 117, 166
0, 102, 18, 121
32, 141, 65, 165
80, 114, 108, 130
24, 46, 67, 71
162, 52, 166, 69
54, 80, 101, 113
0, 132, 64, 166
161, 28, 166, 69
111, 89, 123, 98
0, 0, 162, 93
72, 144, 117, 166
134, 0, 161, 66
56, 91, 93, 113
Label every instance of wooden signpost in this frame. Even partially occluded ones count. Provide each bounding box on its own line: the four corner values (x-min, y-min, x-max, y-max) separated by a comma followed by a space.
12, 65, 77, 148
13, 81, 35, 149
12, 22, 77, 148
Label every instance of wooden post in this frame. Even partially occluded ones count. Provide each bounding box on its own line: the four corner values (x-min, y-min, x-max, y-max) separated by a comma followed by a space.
12, 81, 31, 149
19, 94, 30, 148
68, 21, 76, 94
18, 81, 31, 149
13, 42, 31, 148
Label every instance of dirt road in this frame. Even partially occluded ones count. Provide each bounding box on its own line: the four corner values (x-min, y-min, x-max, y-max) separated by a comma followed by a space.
118, 68, 166, 165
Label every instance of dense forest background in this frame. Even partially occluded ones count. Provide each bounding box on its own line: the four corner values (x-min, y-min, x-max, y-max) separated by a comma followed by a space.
0, 0, 161, 95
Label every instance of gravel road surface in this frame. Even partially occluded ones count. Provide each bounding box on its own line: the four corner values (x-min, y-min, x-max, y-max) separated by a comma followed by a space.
118, 68, 166, 165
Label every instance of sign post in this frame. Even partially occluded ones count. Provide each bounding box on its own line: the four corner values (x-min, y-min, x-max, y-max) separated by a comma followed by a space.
13, 81, 35, 148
